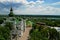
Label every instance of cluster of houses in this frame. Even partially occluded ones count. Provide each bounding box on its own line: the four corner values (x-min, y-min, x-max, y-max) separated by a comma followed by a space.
6, 17, 26, 40
1, 17, 26, 40
0, 7, 27, 40
9, 7, 27, 40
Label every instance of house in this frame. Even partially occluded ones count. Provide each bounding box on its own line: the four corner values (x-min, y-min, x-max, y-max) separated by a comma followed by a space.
36, 22, 46, 26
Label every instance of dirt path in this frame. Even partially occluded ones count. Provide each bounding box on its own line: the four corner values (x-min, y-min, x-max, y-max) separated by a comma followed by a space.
19, 27, 32, 40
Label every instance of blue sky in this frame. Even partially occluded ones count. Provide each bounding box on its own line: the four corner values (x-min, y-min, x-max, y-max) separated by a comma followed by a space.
0, 0, 60, 15
44, 0, 60, 3
27, 0, 37, 2
27, 0, 60, 3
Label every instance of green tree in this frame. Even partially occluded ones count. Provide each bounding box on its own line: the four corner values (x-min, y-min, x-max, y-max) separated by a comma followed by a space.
0, 18, 4, 24
0, 26, 10, 40
5, 22, 13, 30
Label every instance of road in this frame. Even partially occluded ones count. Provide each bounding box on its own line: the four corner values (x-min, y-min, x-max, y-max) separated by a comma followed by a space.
19, 27, 32, 40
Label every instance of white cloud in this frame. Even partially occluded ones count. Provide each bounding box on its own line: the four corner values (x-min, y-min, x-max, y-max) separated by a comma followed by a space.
0, 0, 44, 8
36, 0, 44, 4
0, 0, 44, 4
14, 5, 60, 15
0, 0, 28, 3
0, 0, 60, 15
25, 0, 44, 8
52, 2, 60, 5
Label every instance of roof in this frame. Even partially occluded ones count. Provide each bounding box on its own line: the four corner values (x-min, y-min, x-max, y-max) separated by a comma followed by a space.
36, 22, 46, 25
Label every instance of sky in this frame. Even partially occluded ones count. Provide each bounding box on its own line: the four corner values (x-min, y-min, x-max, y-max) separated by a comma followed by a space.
0, 0, 60, 15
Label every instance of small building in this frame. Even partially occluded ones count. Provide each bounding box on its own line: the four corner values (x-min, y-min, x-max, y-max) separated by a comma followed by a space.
36, 22, 46, 26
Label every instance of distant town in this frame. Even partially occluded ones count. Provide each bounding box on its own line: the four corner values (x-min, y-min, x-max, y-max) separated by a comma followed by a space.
0, 6, 60, 40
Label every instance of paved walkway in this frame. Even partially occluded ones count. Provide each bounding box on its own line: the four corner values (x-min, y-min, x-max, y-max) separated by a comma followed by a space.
19, 27, 32, 40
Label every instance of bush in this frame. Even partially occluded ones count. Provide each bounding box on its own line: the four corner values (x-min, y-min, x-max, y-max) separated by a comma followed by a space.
29, 23, 60, 40
0, 18, 4, 24
0, 26, 10, 40
5, 22, 13, 30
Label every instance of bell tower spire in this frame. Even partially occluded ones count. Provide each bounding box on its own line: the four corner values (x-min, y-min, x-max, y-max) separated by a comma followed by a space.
10, 7, 13, 11
8, 1, 14, 17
